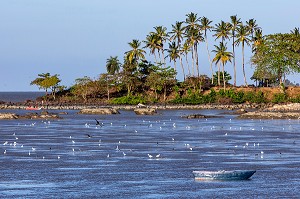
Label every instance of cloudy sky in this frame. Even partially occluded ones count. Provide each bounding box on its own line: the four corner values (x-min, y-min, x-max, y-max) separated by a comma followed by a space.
0, 0, 299, 91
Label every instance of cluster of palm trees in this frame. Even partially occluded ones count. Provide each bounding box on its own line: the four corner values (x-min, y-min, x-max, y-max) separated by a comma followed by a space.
107, 12, 262, 89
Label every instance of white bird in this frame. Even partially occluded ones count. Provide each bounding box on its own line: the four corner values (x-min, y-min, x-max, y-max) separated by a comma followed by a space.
225, 133, 228, 136
122, 152, 126, 156
107, 154, 110, 158
28, 151, 31, 156
148, 154, 153, 159
172, 138, 175, 141
4, 150, 6, 155
15, 137, 18, 140
72, 140, 75, 144
72, 148, 75, 152
156, 154, 160, 158
58, 156, 60, 159
32, 147, 36, 151
3, 141, 8, 145
116, 146, 119, 151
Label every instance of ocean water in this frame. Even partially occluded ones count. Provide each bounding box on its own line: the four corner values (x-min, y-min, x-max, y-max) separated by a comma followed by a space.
0, 92, 44, 103
0, 109, 300, 198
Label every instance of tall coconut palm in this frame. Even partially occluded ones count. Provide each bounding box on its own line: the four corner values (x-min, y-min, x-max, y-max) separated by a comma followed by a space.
125, 39, 146, 65
185, 12, 201, 31
170, 21, 186, 79
185, 28, 204, 77
200, 16, 214, 83
252, 29, 263, 53
212, 42, 233, 90
246, 18, 259, 40
213, 21, 231, 42
106, 56, 121, 75
230, 15, 242, 86
152, 26, 168, 66
235, 24, 251, 86
144, 33, 160, 63
182, 40, 192, 76
166, 41, 180, 77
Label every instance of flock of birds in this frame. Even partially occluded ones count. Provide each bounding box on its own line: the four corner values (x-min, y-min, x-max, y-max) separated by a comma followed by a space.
1, 115, 298, 164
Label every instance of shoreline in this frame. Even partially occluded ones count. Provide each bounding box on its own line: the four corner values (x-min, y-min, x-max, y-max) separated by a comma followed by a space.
0, 103, 267, 111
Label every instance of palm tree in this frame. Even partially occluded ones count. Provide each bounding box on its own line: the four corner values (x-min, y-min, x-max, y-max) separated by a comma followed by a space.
166, 41, 180, 77
185, 12, 201, 77
125, 39, 146, 65
230, 15, 242, 86
106, 56, 121, 75
200, 16, 214, 83
235, 24, 251, 86
144, 33, 160, 64
252, 28, 263, 53
152, 26, 168, 66
212, 42, 233, 90
185, 12, 201, 31
246, 18, 259, 40
213, 21, 231, 42
185, 28, 204, 77
170, 21, 186, 79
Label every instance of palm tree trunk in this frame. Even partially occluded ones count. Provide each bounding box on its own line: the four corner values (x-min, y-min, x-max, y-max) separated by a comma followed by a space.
232, 37, 237, 86
242, 42, 248, 86
222, 63, 226, 90
185, 53, 191, 76
205, 36, 214, 84
161, 45, 166, 67
153, 52, 158, 64
179, 55, 185, 80
173, 61, 177, 78
218, 63, 221, 86
195, 43, 199, 78
192, 47, 195, 76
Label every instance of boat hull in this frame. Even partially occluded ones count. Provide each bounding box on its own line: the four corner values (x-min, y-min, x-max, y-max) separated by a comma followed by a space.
192, 170, 256, 181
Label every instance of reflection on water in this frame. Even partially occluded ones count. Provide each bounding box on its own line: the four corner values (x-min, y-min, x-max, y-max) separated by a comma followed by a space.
1, 109, 300, 198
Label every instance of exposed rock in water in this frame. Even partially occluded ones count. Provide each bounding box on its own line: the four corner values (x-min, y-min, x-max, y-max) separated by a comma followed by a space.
0, 112, 60, 119
264, 103, 300, 112
182, 114, 222, 119
134, 108, 157, 115
78, 108, 120, 115
0, 113, 19, 119
238, 111, 300, 119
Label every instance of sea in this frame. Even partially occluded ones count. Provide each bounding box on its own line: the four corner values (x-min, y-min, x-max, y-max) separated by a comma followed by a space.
1, 93, 300, 198
0, 92, 44, 103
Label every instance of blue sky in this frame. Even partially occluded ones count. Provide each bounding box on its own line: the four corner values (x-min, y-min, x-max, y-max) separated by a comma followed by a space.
0, 0, 299, 91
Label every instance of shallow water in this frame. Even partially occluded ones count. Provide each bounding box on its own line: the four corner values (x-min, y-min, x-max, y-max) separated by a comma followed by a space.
1, 109, 300, 198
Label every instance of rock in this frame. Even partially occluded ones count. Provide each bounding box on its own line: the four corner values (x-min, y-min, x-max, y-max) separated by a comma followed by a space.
134, 108, 157, 115
78, 108, 120, 115
0, 113, 19, 119
238, 111, 300, 119
182, 114, 222, 119
264, 103, 300, 112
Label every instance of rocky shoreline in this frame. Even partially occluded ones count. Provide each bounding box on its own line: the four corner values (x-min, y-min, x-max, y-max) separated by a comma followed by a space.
1, 103, 300, 120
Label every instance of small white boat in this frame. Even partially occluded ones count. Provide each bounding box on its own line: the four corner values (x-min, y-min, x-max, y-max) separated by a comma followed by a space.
192, 170, 256, 181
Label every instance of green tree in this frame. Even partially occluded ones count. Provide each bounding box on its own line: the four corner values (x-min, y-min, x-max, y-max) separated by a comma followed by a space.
71, 76, 93, 103
235, 24, 251, 86
212, 42, 233, 90
213, 71, 232, 85
106, 56, 121, 75
30, 73, 62, 100
251, 33, 300, 87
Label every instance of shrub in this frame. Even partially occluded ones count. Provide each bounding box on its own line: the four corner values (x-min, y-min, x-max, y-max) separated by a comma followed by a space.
110, 95, 146, 105
272, 93, 287, 103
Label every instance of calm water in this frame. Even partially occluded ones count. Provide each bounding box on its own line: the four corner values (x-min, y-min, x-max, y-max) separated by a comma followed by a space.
0, 92, 44, 103
1, 109, 300, 198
